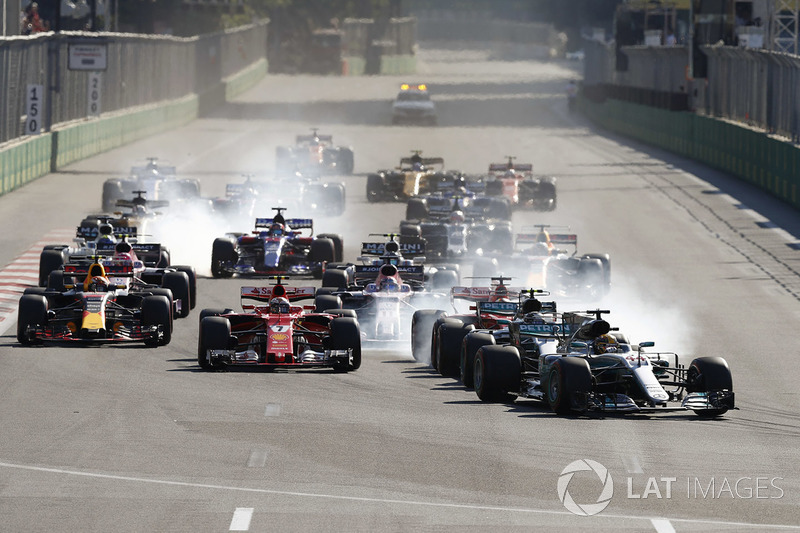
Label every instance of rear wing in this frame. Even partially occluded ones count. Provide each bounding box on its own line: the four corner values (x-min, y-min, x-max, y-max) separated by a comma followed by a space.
354, 264, 424, 283
96, 242, 161, 256
130, 165, 177, 177
360, 237, 426, 257
516, 233, 577, 246
477, 301, 519, 315
450, 286, 524, 302
489, 162, 532, 172
296, 134, 332, 144
400, 156, 444, 168
77, 225, 138, 240
240, 286, 316, 303
115, 199, 169, 209
255, 218, 314, 231
63, 262, 135, 279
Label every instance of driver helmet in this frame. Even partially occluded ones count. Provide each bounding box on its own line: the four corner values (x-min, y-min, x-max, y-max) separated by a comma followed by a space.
97, 235, 115, 246
270, 223, 284, 236
522, 297, 542, 315
380, 277, 399, 291
491, 284, 509, 301
412, 162, 424, 171
449, 210, 465, 224
504, 169, 516, 179
87, 276, 109, 292
530, 242, 551, 257
115, 241, 132, 254
269, 297, 290, 314
593, 334, 619, 354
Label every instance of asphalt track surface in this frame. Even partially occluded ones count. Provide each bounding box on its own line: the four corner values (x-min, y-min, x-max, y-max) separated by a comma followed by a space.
0, 44, 798, 532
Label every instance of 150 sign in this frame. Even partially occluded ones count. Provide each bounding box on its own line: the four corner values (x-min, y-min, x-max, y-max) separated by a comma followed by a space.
25, 84, 43, 135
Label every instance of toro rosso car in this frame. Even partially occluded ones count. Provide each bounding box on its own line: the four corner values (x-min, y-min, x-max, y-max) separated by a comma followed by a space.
211, 209, 341, 278
471, 308, 735, 417
18, 259, 173, 346
480, 156, 556, 211
367, 152, 465, 202
197, 280, 361, 372
474, 225, 611, 300
102, 157, 201, 212
317, 235, 454, 340
275, 129, 354, 176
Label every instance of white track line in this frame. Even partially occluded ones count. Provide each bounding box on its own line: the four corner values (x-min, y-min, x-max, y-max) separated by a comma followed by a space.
0, 461, 798, 530
229, 508, 254, 531
651, 518, 676, 533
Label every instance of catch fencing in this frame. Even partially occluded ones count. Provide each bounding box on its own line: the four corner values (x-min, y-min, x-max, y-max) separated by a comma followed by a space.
0, 20, 268, 146
583, 38, 800, 142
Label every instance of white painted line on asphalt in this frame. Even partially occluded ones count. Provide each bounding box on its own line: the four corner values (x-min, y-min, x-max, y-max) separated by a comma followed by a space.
651, 518, 676, 533
264, 403, 281, 417
622, 455, 643, 474
1, 460, 799, 530
247, 450, 268, 468
229, 507, 253, 531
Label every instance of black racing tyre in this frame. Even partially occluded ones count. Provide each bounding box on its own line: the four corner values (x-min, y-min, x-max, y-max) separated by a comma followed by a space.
23, 287, 48, 296
330, 317, 361, 371
430, 316, 456, 371
431, 269, 459, 290
39, 249, 65, 287
546, 357, 592, 415
474, 345, 521, 402
315, 287, 339, 297
461, 331, 496, 389
315, 294, 342, 313
102, 180, 123, 212
17, 294, 48, 345
538, 179, 557, 211
326, 308, 358, 319
399, 222, 422, 237
47, 270, 66, 292
338, 147, 354, 175
163, 271, 191, 318
142, 295, 172, 347
321, 269, 349, 289
199, 308, 234, 321
436, 321, 473, 377
406, 198, 428, 220
686, 357, 733, 417
410, 309, 446, 364
211, 238, 236, 278
157, 249, 171, 268
173, 265, 197, 309
198, 316, 231, 370
322, 184, 346, 216
366, 174, 384, 202
148, 288, 174, 331
317, 234, 344, 262
310, 238, 336, 263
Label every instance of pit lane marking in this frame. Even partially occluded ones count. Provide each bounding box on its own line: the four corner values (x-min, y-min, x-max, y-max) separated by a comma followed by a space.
1, 460, 799, 530
651, 518, 676, 533
229, 508, 253, 531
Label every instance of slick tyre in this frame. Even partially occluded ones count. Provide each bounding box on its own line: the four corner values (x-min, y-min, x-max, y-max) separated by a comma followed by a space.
546, 357, 592, 415
686, 357, 733, 417
317, 234, 344, 262
474, 345, 521, 403
330, 317, 361, 371
198, 316, 231, 370
321, 268, 349, 289
436, 321, 473, 377
142, 295, 172, 347
17, 294, 48, 345
315, 294, 342, 313
163, 271, 191, 318
39, 249, 65, 287
410, 309, 446, 364
173, 265, 198, 309
461, 331, 496, 389
211, 238, 236, 278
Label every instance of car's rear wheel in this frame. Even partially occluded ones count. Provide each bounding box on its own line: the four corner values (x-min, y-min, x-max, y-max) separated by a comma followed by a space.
436, 320, 473, 377
474, 345, 521, 402
211, 238, 236, 278
461, 331, 496, 389
162, 271, 191, 318
39, 249, 65, 287
410, 309, 446, 363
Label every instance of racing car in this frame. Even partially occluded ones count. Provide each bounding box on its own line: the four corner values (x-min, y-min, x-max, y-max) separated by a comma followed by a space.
316, 235, 456, 340
399, 194, 514, 260
197, 279, 361, 372
410, 277, 531, 374
213, 173, 346, 218
38, 218, 174, 286
391, 83, 437, 126
473, 225, 611, 300
18, 258, 174, 346
101, 158, 201, 212
471, 308, 735, 417
275, 129, 354, 176
366, 152, 465, 203
479, 156, 557, 211
211, 208, 341, 278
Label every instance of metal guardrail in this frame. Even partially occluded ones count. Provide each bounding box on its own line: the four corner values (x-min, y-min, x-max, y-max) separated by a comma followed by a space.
0, 20, 268, 146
